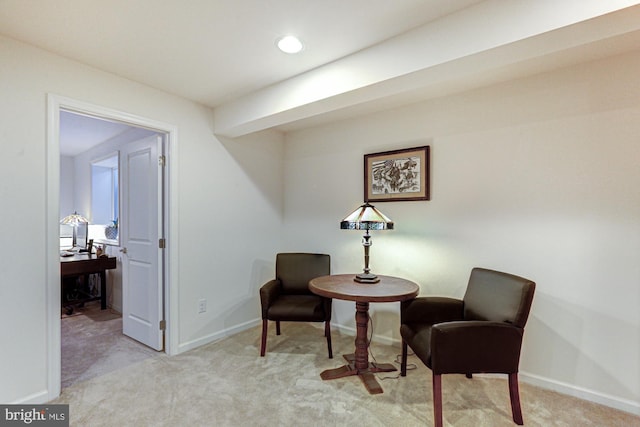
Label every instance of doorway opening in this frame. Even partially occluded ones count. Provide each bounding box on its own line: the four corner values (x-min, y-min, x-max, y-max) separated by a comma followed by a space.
47, 95, 176, 400
59, 110, 164, 388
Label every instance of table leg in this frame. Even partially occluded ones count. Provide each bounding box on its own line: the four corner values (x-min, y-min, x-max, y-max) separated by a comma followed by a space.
354, 301, 369, 370
99, 271, 107, 310
319, 301, 397, 394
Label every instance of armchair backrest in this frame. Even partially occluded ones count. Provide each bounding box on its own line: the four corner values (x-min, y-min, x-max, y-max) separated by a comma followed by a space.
276, 253, 330, 295
463, 267, 535, 328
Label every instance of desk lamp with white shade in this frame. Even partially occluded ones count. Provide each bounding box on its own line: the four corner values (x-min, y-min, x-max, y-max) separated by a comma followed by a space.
60, 211, 89, 251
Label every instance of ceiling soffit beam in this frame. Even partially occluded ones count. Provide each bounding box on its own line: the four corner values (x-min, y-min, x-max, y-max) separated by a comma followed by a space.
213, 0, 640, 138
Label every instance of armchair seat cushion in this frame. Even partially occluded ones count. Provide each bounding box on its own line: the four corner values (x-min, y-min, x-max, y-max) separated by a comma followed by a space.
267, 295, 327, 322
400, 323, 433, 368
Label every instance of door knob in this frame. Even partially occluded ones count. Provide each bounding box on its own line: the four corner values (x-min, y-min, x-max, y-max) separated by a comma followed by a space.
120, 247, 127, 254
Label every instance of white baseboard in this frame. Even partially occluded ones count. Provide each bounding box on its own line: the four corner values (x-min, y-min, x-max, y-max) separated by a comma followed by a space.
177, 318, 261, 354
12, 389, 49, 404
520, 371, 640, 416
331, 323, 399, 346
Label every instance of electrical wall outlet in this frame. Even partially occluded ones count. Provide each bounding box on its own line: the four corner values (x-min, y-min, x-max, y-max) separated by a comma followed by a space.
198, 299, 207, 314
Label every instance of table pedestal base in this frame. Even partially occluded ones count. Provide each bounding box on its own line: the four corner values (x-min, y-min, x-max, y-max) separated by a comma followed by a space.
319, 353, 397, 394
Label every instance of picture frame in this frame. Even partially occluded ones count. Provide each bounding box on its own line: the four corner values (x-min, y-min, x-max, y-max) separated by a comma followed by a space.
364, 145, 430, 202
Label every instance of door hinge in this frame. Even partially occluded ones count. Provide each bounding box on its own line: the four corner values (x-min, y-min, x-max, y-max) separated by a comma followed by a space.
159, 320, 166, 331
159, 155, 166, 167
159, 238, 166, 249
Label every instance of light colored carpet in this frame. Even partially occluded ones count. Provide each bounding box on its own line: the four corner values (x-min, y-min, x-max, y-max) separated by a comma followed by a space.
55, 304, 639, 426
60, 302, 162, 389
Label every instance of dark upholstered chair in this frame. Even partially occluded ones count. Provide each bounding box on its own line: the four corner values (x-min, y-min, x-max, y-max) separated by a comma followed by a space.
259, 253, 333, 358
400, 267, 535, 427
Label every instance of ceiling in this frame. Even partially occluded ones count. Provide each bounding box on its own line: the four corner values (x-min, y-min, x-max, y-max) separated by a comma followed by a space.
0, 0, 481, 107
2, 0, 640, 143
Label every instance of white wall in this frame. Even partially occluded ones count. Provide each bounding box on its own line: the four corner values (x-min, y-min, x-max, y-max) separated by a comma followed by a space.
282, 51, 640, 413
0, 35, 284, 403
59, 156, 75, 218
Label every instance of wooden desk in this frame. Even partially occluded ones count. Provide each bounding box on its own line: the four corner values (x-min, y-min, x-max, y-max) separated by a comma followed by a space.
60, 254, 116, 311
309, 274, 419, 394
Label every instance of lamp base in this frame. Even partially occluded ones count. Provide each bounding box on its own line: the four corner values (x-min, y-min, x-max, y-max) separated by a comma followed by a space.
354, 273, 380, 284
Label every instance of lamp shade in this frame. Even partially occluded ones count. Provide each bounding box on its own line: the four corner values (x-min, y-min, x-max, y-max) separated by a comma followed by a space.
340, 203, 394, 231
60, 211, 89, 225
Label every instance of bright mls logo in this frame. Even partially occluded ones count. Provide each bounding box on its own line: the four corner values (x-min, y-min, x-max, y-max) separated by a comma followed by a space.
1, 405, 68, 426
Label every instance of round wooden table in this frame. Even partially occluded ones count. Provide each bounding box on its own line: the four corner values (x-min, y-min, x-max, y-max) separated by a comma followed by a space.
309, 274, 419, 394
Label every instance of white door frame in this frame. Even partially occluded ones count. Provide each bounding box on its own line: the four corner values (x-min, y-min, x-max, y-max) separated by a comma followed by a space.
46, 94, 179, 400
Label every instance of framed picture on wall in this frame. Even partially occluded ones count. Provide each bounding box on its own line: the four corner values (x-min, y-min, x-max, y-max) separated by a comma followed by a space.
364, 145, 430, 202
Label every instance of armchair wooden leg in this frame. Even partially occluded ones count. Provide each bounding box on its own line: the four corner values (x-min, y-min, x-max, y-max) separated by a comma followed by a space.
432, 373, 443, 427
509, 373, 524, 425
260, 319, 268, 357
276, 320, 281, 335
325, 320, 333, 359
401, 340, 408, 376
465, 373, 473, 379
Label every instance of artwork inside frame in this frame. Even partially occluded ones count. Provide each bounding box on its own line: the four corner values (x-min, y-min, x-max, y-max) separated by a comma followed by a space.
364, 145, 430, 202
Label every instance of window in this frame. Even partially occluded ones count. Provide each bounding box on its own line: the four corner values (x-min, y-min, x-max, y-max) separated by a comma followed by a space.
91, 152, 119, 242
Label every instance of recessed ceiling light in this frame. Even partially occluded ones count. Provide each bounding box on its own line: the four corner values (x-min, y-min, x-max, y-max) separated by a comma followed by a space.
276, 35, 304, 54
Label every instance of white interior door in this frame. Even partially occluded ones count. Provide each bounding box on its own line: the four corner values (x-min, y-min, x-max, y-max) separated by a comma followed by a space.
121, 134, 164, 351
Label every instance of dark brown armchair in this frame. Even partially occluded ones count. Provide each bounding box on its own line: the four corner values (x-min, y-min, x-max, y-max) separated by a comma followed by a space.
260, 253, 333, 358
400, 267, 536, 427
